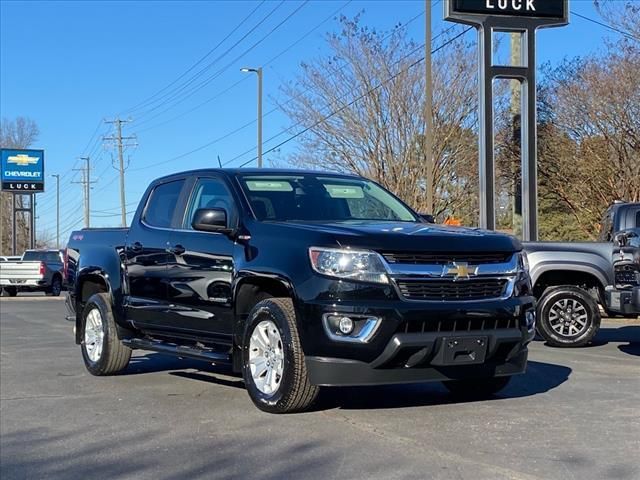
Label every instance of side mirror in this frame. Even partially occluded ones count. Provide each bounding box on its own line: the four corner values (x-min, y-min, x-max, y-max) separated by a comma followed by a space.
192, 208, 228, 233
614, 231, 638, 247
419, 213, 435, 224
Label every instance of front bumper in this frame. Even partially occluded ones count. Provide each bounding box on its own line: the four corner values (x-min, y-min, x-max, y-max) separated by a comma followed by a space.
605, 286, 640, 315
306, 329, 528, 386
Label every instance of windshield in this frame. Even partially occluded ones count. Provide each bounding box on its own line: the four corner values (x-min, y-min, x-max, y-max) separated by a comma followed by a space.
238, 174, 418, 223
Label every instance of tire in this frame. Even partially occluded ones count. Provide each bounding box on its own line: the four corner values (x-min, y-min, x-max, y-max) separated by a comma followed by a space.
4, 287, 17, 297
241, 298, 319, 413
443, 376, 511, 398
81, 293, 131, 375
537, 286, 601, 347
46, 276, 62, 296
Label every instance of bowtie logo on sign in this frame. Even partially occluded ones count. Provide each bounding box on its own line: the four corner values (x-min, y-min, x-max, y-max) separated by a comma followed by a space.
1, 148, 45, 193
7, 154, 40, 166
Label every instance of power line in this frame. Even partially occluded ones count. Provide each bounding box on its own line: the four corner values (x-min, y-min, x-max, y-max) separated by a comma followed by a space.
234, 26, 474, 168
135, 0, 354, 133
120, 1, 267, 116
571, 10, 640, 42
129, 1, 289, 121
130, 9, 439, 173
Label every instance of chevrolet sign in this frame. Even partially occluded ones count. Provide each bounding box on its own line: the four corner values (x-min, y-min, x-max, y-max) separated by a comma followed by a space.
1, 149, 45, 193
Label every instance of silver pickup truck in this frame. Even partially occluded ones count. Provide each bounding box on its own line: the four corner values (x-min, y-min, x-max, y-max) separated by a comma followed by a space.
0, 249, 64, 297
524, 202, 640, 347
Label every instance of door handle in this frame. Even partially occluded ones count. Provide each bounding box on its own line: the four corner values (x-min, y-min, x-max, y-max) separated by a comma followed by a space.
130, 241, 143, 252
168, 244, 186, 256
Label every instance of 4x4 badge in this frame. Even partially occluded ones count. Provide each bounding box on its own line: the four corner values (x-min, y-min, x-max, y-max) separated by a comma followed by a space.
443, 262, 478, 280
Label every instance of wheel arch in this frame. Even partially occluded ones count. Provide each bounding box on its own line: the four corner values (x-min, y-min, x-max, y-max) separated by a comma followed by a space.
532, 266, 607, 302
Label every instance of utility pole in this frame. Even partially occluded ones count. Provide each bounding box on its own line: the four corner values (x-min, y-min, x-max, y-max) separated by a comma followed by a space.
51, 174, 60, 248
511, 33, 523, 238
424, 0, 434, 214
73, 157, 96, 228
104, 119, 136, 226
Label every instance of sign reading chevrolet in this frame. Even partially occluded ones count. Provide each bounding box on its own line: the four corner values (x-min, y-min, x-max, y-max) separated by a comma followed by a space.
1, 149, 45, 192
450, 0, 566, 19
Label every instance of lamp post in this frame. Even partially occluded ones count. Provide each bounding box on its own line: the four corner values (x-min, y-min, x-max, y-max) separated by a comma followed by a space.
51, 174, 60, 248
240, 67, 263, 168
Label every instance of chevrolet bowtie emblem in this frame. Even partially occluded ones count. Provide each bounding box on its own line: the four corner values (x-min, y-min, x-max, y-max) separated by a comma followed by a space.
443, 262, 478, 280
7, 154, 39, 166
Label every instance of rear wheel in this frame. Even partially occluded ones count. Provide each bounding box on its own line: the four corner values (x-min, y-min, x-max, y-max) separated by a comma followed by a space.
81, 293, 131, 375
443, 376, 511, 398
46, 276, 62, 296
537, 286, 600, 347
4, 287, 17, 297
241, 298, 319, 413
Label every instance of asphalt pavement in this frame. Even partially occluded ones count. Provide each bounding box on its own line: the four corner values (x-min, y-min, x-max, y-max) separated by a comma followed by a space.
1, 297, 639, 480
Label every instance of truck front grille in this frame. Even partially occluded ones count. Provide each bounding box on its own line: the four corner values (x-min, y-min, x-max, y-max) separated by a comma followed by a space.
381, 252, 512, 265
399, 316, 519, 334
396, 278, 507, 301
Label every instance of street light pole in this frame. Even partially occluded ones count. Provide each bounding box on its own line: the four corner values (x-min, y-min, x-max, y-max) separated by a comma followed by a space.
51, 174, 60, 248
241, 67, 263, 168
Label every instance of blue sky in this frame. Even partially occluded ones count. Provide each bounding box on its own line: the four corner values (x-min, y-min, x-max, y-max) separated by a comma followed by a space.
0, 0, 617, 241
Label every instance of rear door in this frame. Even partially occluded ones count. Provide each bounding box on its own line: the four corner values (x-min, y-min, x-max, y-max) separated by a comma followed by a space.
164, 176, 237, 342
124, 178, 188, 331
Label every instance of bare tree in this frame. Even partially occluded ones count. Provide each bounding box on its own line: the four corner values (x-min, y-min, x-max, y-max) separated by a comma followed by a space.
0, 117, 40, 254
278, 17, 479, 222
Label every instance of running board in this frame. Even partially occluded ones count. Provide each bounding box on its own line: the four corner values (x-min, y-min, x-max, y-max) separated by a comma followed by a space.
122, 338, 232, 364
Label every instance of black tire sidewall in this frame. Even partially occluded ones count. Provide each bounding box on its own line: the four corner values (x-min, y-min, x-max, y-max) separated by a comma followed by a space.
241, 300, 297, 412
537, 287, 600, 347
80, 293, 114, 375
48, 276, 62, 296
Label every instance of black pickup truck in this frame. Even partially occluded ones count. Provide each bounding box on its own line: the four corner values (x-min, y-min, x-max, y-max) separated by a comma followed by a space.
65, 169, 535, 413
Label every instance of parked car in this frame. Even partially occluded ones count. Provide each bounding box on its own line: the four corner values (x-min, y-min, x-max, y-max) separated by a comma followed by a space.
524, 202, 640, 347
0, 249, 65, 297
65, 169, 536, 413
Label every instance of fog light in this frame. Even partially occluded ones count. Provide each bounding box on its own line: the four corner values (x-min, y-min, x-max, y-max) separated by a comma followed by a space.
338, 316, 354, 335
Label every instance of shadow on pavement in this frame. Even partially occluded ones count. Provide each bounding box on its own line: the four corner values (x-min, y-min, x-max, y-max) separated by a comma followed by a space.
588, 326, 640, 356
317, 360, 571, 411
121, 353, 571, 411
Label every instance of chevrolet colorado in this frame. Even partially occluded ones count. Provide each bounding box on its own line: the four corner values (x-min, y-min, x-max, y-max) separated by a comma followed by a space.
65, 169, 535, 413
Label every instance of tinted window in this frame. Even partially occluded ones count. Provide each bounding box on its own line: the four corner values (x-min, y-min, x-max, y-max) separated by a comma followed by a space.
239, 175, 417, 222
22, 251, 61, 263
636, 211, 640, 228
185, 178, 236, 229
144, 180, 185, 228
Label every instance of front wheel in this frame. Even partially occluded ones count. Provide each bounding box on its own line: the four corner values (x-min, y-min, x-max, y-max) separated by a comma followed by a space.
241, 298, 319, 413
443, 376, 511, 398
536, 286, 600, 347
81, 293, 131, 375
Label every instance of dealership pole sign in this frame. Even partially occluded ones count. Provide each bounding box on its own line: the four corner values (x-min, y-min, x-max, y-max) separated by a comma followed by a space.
444, 0, 568, 241
1, 148, 45, 192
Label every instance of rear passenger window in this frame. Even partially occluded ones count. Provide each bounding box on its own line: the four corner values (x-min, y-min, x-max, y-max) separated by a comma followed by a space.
144, 180, 185, 228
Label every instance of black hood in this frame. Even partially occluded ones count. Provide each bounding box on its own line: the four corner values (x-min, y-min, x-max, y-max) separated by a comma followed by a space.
270, 220, 521, 253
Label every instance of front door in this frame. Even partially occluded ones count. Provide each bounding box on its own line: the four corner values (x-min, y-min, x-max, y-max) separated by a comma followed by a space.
165, 176, 237, 342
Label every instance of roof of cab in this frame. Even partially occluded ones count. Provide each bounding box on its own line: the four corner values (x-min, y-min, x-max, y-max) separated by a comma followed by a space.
151, 168, 361, 184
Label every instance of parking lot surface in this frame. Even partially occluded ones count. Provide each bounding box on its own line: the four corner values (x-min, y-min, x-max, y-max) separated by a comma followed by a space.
1, 297, 638, 480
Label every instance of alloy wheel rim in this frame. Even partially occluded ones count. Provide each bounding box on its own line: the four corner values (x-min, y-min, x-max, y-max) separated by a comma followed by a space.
548, 298, 589, 337
249, 319, 284, 395
84, 308, 104, 362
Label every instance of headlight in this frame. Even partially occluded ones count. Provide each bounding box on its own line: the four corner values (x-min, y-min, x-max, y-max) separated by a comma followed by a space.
309, 247, 389, 284
518, 251, 530, 273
